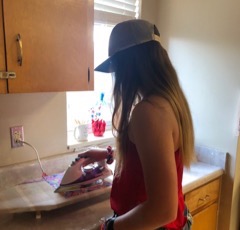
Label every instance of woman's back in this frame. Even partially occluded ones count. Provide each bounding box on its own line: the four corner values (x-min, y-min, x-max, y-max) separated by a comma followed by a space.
111, 141, 186, 228
110, 97, 187, 229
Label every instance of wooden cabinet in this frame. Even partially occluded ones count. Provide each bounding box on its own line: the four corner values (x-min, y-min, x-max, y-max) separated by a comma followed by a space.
185, 178, 221, 230
190, 203, 218, 230
0, 0, 93, 93
0, 1, 7, 93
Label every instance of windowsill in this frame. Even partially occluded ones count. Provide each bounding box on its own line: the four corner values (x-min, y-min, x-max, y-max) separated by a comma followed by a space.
67, 130, 115, 151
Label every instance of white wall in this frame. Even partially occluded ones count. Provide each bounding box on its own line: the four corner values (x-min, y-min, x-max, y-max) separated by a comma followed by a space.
141, 0, 158, 24
0, 93, 69, 166
156, 0, 240, 229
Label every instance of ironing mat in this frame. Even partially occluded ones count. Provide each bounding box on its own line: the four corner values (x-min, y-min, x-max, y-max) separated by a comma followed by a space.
43, 172, 65, 189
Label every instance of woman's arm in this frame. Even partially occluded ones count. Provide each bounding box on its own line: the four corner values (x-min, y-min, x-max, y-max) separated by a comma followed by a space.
113, 98, 179, 230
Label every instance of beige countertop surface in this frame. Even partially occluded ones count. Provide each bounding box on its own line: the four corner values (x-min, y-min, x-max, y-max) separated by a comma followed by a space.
0, 161, 224, 230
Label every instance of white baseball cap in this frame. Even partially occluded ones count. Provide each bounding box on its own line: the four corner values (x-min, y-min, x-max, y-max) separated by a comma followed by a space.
95, 19, 161, 73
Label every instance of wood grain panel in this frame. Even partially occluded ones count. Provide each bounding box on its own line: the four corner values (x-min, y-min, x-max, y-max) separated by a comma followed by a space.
191, 203, 218, 230
185, 178, 220, 214
0, 0, 7, 93
3, 0, 93, 93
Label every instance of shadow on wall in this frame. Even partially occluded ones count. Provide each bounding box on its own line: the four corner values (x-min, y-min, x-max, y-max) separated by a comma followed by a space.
158, 0, 240, 48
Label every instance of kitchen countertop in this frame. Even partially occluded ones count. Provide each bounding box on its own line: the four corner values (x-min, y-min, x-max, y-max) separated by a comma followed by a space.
0, 162, 224, 229
182, 161, 223, 194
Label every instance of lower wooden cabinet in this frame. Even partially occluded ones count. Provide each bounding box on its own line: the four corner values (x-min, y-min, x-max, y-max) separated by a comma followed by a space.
191, 203, 218, 230
185, 178, 221, 230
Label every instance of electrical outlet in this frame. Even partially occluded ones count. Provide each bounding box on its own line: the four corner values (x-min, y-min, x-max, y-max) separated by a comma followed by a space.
10, 126, 24, 148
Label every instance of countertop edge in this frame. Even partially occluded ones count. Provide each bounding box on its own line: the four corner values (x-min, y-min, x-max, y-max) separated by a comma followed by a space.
183, 168, 224, 194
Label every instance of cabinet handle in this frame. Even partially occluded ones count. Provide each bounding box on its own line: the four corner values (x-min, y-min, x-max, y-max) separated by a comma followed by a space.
88, 68, 90, 83
16, 34, 23, 66
198, 195, 210, 205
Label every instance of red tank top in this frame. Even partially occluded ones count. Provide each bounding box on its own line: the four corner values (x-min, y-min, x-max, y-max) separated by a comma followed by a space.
110, 141, 186, 229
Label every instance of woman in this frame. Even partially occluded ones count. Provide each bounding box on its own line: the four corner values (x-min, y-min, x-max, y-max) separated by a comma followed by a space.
79, 19, 195, 230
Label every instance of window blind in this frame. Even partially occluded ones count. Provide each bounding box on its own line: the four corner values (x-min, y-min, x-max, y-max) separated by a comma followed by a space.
94, 0, 141, 25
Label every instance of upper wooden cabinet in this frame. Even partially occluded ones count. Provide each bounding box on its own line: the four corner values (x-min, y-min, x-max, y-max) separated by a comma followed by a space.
0, 1, 7, 93
0, 0, 94, 93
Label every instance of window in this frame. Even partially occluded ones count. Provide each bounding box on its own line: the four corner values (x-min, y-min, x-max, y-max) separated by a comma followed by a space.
67, 0, 141, 145
95, 0, 141, 25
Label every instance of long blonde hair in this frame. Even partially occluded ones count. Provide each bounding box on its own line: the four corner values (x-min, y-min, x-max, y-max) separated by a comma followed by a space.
111, 41, 195, 174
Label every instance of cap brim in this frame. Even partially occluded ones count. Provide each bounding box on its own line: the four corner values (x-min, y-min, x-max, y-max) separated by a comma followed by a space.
94, 57, 112, 73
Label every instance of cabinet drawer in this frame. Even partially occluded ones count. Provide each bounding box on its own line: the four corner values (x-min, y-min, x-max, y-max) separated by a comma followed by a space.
185, 179, 220, 213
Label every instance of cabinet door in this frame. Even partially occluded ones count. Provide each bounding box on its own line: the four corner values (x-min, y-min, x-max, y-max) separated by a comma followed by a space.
3, 0, 93, 93
191, 203, 218, 230
0, 1, 7, 93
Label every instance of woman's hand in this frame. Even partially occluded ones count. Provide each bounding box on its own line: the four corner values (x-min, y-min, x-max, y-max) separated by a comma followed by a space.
77, 147, 108, 167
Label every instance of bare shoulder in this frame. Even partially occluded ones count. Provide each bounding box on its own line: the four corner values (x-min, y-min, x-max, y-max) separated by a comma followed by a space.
132, 96, 175, 122
129, 95, 179, 148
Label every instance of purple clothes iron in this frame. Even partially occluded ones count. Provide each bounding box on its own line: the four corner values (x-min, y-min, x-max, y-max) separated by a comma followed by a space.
55, 156, 112, 193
